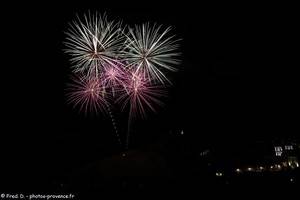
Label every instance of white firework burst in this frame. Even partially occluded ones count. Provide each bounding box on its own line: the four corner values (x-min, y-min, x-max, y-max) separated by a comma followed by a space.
64, 12, 125, 78
121, 23, 180, 84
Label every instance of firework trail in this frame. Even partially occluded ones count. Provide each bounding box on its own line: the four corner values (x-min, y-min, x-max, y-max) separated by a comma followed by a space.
66, 74, 122, 145
106, 103, 122, 145
64, 12, 124, 78
121, 23, 180, 84
116, 69, 167, 149
101, 62, 128, 145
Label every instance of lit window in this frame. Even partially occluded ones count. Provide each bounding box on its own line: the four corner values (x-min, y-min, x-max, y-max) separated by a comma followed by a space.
285, 145, 293, 150
275, 146, 283, 151
274, 146, 283, 156
275, 151, 282, 156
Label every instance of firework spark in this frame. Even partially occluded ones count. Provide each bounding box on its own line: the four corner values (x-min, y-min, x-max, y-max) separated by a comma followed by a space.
66, 74, 108, 115
121, 23, 180, 84
64, 12, 124, 78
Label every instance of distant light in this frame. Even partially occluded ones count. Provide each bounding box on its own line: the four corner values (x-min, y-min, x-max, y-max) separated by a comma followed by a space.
295, 162, 299, 167
247, 167, 253, 171
259, 166, 264, 170
277, 164, 281, 169
270, 166, 274, 169
236, 168, 241, 173
122, 153, 126, 157
290, 178, 294, 182
200, 150, 209, 156
180, 130, 184, 135
216, 172, 223, 177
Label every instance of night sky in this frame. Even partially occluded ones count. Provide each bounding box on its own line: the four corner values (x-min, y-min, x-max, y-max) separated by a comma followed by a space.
1, 2, 298, 192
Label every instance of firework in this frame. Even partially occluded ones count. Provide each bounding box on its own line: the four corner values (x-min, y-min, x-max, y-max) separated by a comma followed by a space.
117, 69, 167, 119
121, 23, 180, 84
64, 12, 124, 78
101, 61, 127, 96
66, 74, 108, 115
63, 13, 181, 149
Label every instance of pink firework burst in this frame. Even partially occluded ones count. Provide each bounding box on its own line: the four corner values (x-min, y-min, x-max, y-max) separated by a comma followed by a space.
101, 61, 127, 96
117, 69, 167, 119
66, 74, 108, 115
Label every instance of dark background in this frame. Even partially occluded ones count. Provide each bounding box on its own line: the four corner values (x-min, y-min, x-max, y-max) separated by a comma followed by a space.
1, 2, 298, 192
